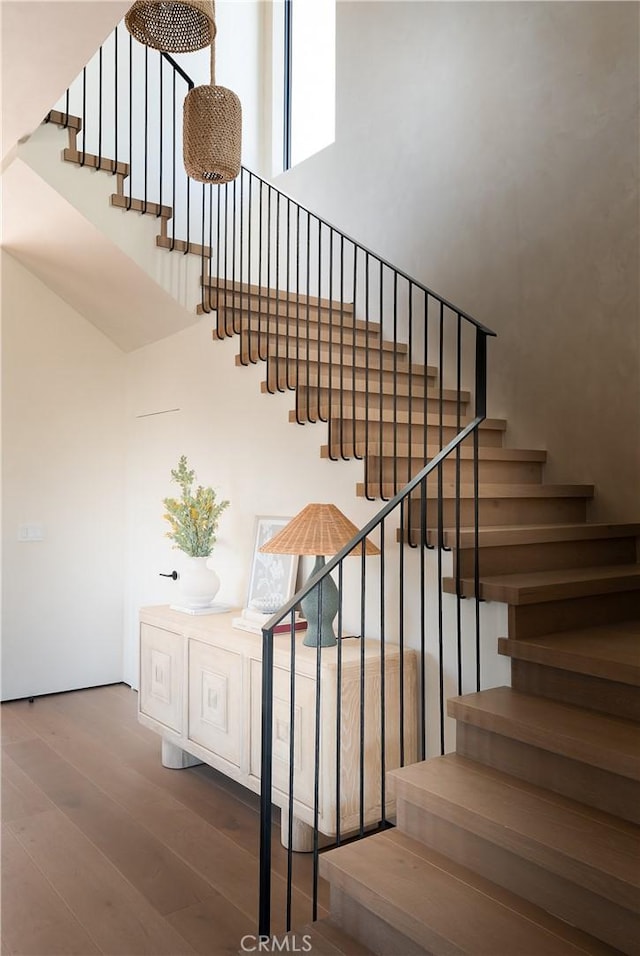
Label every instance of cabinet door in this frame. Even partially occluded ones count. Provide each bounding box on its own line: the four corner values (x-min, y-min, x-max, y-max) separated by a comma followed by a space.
139, 624, 183, 734
249, 661, 316, 812
188, 639, 243, 768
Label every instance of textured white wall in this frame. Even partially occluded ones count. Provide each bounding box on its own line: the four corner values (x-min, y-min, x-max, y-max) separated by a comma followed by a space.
1, 251, 125, 700
278, 1, 640, 522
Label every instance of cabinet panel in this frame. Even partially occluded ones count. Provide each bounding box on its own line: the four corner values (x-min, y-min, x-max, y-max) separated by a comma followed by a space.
139, 624, 183, 733
249, 661, 316, 812
189, 639, 243, 768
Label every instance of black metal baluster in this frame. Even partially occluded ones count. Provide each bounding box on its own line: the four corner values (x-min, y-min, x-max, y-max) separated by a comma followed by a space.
239, 171, 244, 341
352, 246, 359, 457
81, 66, 86, 166
294, 203, 301, 403
247, 173, 253, 358
338, 236, 346, 460
215, 185, 222, 323
258, 628, 274, 939
364, 254, 373, 500
407, 282, 414, 488
312, 585, 323, 922
158, 53, 163, 213
266, 186, 274, 391
316, 222, 324, 422
392, 273, 398, 497
420, 473, 427, 760
456, 312, 463, 695
144, 45, 148, 213
98, 46, 103, 167
399, 498, 406, 765
437, 301, 445, 754
379, 520, 386, 825
274, 192, 282, 389
326, 230, 336, 456
335, 562, 343, 845
474, 331, 487, 691
112, 31, 118, 173
286, 610, 296, 931
359, 547, 366, 837
231, 177, 237, 332
378, 263, 386, 499
169, 65, 175, 238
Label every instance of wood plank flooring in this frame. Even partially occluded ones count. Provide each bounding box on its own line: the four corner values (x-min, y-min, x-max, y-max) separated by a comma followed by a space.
1, 683, 328, 955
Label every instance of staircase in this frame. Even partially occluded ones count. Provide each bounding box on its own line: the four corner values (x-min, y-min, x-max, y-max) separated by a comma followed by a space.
37, 53, 640, 953
318, 559, 640, 953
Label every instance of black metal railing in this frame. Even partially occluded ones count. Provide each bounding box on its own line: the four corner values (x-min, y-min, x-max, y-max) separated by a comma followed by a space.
45, 27, 496, 940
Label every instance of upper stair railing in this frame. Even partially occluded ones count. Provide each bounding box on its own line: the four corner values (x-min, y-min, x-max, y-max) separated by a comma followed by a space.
45, 26, 496, 939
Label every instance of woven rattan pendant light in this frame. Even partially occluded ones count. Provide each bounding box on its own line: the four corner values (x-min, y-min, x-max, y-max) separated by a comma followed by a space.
125, 0, 215, 53
183, 30, 242, 183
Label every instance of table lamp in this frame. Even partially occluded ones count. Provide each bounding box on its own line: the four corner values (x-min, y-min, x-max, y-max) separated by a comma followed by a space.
259, 503, 380, 647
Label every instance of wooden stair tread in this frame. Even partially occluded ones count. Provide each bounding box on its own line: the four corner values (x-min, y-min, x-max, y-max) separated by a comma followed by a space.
236, 348, 411, 373
447, 562, 640, 604
156, 235, 212, 257
498, 621, 640, 685
330, 443, 545, 461
366, 482, 594, 499
201, 276, 354, 312
444, 522, 640, 549
46, 110, 82, 131
110, 193, 172, 219
319, 829, 614, 955
288, 408, 506, 429
215, 320, 395, 349
390, 753, 640, 905
448, 686, 640, 780
62, 147, 129, 176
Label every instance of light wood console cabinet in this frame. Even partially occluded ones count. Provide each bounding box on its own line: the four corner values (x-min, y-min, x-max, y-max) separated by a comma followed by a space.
139, 606, 418, 847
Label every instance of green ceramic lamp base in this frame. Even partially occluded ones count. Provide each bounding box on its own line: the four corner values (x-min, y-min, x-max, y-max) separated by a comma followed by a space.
300, 555, 338, 647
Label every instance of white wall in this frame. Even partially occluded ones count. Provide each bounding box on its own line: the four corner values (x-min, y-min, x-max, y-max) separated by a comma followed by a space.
1, 252, 125, 700
278, 1, 640, 522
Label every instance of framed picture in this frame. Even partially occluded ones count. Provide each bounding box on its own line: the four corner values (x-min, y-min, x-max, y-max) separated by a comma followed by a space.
246, 516, 299, 613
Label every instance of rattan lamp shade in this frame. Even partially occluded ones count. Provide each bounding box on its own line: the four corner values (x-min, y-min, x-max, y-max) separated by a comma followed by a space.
259, 504, 380, 558
183, 84, 241, 183
125, 0, 215, 52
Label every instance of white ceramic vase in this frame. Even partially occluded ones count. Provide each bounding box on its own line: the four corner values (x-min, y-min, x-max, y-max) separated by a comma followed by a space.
179, 556, 220, 609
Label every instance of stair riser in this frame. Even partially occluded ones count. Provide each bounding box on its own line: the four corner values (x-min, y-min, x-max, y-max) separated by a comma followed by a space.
329, 887, 425, 956
403, 497, 587, 527
397, 801, 639, 956
239, 339, 407, 372
299, 391, 466, 419
455, 536, 639, 578
338, 420, 503, 448
362, 456, 542, 485
510, 659, 640, 721
508, 591, 640, 640
455, 722, 640, 825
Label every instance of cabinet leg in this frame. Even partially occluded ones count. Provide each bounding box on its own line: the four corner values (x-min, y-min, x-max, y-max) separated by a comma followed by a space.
161, 739, 203, 769
280, 812, 332, 852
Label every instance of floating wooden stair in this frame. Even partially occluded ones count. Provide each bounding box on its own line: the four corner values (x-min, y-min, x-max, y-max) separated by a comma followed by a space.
318, 612, 640, 954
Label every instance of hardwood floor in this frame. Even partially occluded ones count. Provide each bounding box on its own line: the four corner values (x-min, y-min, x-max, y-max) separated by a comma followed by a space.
1, 683, 327, 955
